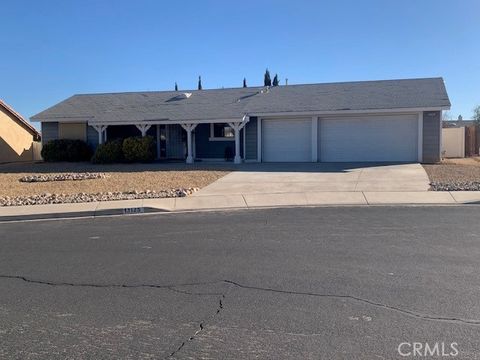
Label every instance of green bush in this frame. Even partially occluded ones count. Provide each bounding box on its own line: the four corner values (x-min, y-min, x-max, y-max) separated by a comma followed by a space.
122, 136, 155, 163
41, 139, 92, 162
91, 140, 123, 164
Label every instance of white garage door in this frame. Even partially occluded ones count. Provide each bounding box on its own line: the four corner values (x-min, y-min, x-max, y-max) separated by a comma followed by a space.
319, 114, 418, 162
263, 118, 311, 162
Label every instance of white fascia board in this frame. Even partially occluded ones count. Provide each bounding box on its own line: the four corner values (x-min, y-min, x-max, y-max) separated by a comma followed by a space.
86, 117, 247, 126
248, 107, 449, 118
31, 117, 93, 122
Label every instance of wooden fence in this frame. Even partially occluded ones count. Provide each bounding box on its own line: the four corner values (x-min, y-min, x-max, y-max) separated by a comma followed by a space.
465, 125, 478, 157
32, 141, 43, 161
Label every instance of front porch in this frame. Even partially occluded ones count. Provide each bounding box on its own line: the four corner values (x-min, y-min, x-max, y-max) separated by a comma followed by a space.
91, 118, 248, 164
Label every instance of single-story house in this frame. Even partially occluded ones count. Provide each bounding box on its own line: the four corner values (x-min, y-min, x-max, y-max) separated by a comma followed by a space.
31, 77, 450, 164
0, 99, 41, 163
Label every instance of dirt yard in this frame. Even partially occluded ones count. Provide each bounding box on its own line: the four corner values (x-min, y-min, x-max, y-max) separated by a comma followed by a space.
0, 162, 230, 197
422, 157, 480, 190
423, 157, 480, 183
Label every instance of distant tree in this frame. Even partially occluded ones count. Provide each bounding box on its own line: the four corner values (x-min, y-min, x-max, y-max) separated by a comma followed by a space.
198, 76, 202, 90
442, 111, 452, 121
474, 105, 480, 123
175, 82, 178, 91
272, 74, 279, 86
243, 78, 247, 88
264, 69, 271, 86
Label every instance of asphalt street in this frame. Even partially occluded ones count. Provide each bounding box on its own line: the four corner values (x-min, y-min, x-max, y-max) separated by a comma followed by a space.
1, 206, 480, 359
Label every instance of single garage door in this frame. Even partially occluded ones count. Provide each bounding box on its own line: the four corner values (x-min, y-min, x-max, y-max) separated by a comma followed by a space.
262, 118, 311, 162
319, 114, 418, 162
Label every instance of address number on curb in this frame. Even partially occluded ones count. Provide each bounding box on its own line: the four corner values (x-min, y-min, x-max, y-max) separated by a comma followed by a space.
123, 207, 145, 215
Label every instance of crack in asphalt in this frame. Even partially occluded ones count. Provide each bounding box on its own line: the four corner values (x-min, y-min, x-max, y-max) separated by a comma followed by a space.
0, 274, 220, 295
166, 286, 223, 296
1, 274, 480, 328
165, 295, 225, 359
223, 280, 480, 326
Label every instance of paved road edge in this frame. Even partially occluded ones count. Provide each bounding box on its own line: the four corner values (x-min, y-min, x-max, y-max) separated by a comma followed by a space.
1, 191, 480, 222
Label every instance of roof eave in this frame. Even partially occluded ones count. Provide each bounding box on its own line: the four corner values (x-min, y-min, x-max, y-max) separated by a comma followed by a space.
248, 106, 450, 118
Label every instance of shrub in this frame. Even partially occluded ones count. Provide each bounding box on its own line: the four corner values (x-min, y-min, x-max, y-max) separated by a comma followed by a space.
122, 136, 155, 163
91, 140, 123, 164
41, 139, 92, 162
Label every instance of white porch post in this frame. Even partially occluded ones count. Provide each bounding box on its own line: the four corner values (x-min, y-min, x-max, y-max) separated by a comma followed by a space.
311, 116, 318, 162
180, 123, 198, 164
135, 124, 152, 137
234, 126, 241, 164
93, 125, 107, 145
228, 118, 248, 164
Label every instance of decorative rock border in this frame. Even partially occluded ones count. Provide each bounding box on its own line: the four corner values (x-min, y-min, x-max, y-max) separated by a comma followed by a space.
19, 173, 109, 183
0, 188, 199, 207
430, 181, 480, 191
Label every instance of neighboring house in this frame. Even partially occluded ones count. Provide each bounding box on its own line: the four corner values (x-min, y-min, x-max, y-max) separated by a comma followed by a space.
443, 119, 476, 128
0, 99, 41, 163
31, 77, 450, 164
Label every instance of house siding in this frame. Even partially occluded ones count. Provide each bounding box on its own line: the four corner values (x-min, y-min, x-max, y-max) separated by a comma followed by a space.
86, 125, 99, 149
422, 111, 441, 163
245, 117, 258, 160
41, 122, 59, 145
58, 122, 87, 141
166, 124, 185, 159
0, 107, 37, 163
194, 123, 243, 159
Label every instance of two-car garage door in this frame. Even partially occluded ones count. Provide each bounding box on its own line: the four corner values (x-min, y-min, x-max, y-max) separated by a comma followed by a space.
261, 114, 419, 162
319, 114, 418, 162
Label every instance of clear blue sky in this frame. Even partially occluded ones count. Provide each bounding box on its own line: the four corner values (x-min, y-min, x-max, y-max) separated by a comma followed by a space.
1, 0, 478, 128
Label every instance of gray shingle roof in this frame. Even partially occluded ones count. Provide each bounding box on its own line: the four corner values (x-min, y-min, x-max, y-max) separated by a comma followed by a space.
31, 77, 450, 123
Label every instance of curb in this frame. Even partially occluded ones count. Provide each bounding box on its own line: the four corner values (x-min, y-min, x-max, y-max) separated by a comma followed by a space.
0, 206, 170, 222
1, 202, 480, 223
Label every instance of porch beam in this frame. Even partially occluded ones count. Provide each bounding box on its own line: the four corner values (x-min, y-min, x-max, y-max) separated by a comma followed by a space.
228, 120, 247, 164
92, 125, 108, 144
180, 123, 198, 164
135, 124, 152, 137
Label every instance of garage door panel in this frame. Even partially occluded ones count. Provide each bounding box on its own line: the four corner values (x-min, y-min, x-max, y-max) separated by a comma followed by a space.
263, 119, 311, 162
320, 115, 418, 162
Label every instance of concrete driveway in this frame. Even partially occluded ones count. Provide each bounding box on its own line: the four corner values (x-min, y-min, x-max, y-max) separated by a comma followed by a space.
195, 163, 430, 195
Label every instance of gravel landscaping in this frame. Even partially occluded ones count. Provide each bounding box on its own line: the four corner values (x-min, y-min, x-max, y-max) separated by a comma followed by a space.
0, 188, 198, 207
0, 162, 230, 206
19, 172, 109, 183
423, 158, 480, 191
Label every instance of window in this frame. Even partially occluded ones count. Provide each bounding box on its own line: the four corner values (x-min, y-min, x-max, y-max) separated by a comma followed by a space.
58, 123, 87, 141
210, 123, 234, 141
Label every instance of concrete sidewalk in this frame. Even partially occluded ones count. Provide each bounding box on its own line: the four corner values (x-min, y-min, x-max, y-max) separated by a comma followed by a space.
1, 191, 480, 221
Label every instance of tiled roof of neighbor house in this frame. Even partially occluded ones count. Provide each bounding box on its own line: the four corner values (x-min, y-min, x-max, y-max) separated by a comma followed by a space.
0, 99, 41, 139
31, 77, 450, 124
